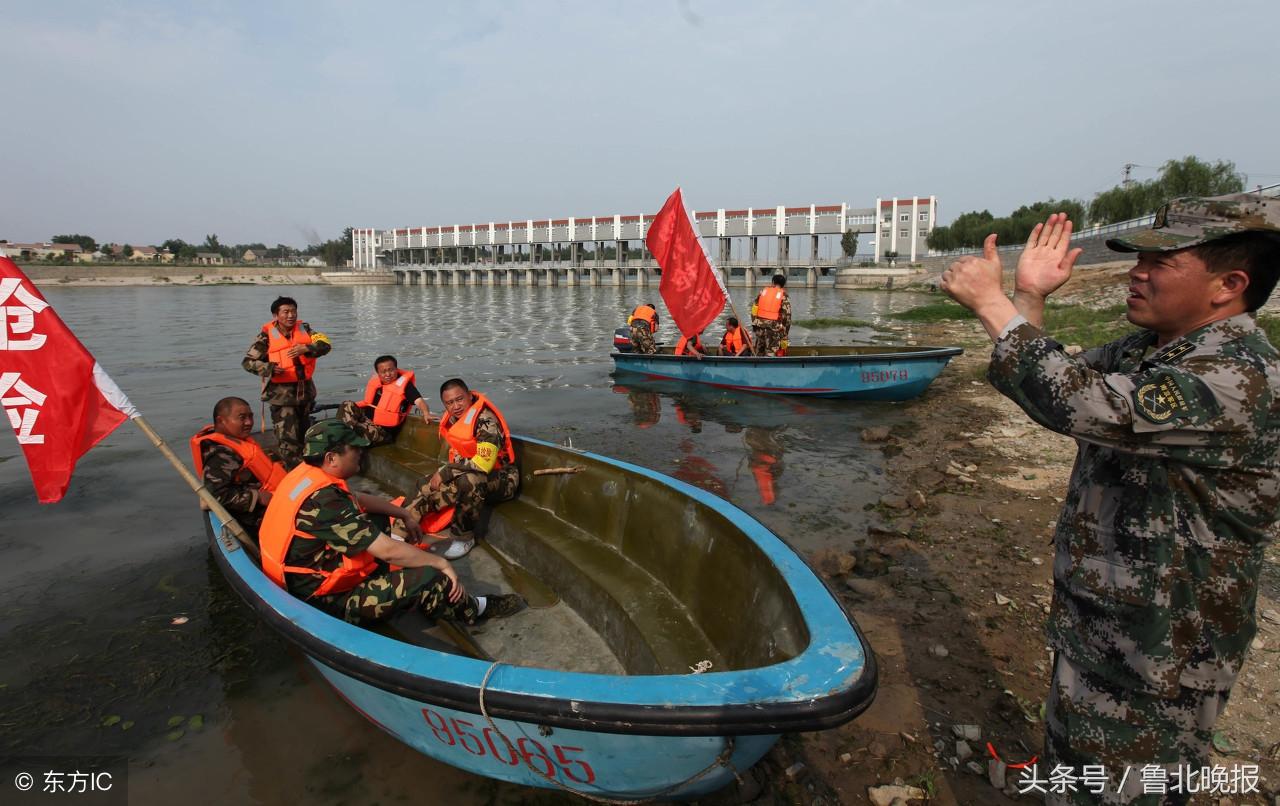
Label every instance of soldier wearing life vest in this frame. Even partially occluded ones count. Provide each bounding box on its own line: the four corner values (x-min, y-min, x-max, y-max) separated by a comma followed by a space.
258, 420, 523, 625
402, 378, 520, 560
674, 330, 705, 358
190, 396, 287, 538
627, 302, 660, 355
339, 355, 433, 446
242, 296, 332, 468
750, 275, 792, 356
719, 316, 750, 356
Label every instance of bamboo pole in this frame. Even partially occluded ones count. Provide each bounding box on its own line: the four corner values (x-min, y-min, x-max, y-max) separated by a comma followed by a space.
131, 416, 259, 558
726, 294, 758, 356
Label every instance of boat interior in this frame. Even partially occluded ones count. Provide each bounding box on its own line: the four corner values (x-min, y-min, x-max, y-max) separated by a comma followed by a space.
344, 418, 812, 676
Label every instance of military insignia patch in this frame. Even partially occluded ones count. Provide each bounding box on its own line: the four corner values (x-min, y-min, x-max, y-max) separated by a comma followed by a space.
1153, 342, 1194, 364
1135, 376, 1189, 423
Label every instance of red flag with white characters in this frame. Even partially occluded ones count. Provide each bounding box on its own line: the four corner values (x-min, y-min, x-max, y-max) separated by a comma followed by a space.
646, 187, 728, 338
0, 254, 137, 502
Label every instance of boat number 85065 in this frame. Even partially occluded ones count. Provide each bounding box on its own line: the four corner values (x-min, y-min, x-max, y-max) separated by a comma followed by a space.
421, 707, 596, 783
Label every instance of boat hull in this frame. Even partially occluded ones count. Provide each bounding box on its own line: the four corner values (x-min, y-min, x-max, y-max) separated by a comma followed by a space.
314, 661, 776, 796
204, 426, 876, 799
611, 346, 962, 400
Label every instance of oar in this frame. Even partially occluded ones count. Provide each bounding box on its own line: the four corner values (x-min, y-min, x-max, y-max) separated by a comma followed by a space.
438, 618, 493, 661
477, 540, 559, 610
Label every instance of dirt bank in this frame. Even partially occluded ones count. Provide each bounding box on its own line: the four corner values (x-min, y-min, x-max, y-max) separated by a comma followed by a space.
749, 267, 1280, 805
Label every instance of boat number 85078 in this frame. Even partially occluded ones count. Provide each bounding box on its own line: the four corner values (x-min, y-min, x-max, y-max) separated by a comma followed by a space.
420, 707, 596, 783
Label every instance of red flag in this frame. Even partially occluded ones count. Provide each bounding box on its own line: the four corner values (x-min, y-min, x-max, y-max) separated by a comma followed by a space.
0, 254, 137, 502
647, 187, 727, 338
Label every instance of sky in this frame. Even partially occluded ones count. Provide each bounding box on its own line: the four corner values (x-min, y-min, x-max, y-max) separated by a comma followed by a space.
2, 0, 1278, 248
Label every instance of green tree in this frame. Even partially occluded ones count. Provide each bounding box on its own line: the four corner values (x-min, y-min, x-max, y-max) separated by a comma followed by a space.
310, 227, 354, 268
927, 200, 1085, 250
51, 234, 96, 252
202, 234, 223, 255
1088, 156, 1245, 225
840, 229, 859, 257
162, 238, 198, 262
122, 244, 134, 258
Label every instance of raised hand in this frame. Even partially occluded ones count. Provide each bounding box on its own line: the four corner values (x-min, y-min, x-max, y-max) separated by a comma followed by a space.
1015, 212, 1084, 300
941, 233, 1005, 311
941, 233, 1019, 341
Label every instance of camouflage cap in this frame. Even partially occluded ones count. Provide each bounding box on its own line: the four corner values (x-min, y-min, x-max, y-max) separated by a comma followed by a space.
1107, 192, 1280, 252
303, 420, 371, 459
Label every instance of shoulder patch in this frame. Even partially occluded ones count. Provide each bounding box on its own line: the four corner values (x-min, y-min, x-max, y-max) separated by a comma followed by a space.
1134, 375, 1189, 423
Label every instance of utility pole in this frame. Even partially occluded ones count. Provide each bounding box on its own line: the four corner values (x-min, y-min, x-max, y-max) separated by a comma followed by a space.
1122, 163, 1136, 187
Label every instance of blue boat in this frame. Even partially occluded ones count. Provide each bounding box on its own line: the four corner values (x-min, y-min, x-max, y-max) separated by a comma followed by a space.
205, 418, 877, 800
612, 342, 964, 400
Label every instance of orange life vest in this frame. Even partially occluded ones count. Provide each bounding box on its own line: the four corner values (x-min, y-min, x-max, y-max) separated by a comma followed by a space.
439, 392, 516, 468
722, 326, 747, 355
359, 369, 416, 428
674, 334, 704, 356
628, 304, 657, 332
259, 463, 379, 598
263, 321, 316, 384
190, 426, 287, 491
754, 288, 785, 321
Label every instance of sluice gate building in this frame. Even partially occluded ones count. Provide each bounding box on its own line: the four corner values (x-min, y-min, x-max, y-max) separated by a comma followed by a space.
351, 196, 936, 287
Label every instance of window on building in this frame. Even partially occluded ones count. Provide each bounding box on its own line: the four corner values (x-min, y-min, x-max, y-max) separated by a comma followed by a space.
881, 230, 890, 238
900, 229, 909, 238
882, 213, 891, 222
919, 213, 929, 222
900, 214, 910, 222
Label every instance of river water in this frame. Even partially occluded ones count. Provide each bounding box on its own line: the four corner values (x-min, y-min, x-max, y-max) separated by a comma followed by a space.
0, 282, 938, 804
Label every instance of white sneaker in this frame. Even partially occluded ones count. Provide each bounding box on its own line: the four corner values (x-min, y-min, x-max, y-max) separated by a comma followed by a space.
443, 538, 475, 560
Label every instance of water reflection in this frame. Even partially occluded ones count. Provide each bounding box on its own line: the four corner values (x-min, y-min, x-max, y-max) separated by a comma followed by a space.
1, 283, 931, 804
608, 377, 829, 508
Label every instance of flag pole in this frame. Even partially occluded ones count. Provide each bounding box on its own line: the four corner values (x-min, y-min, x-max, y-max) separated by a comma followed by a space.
130, 416, 260, 558
725, 295, 758, 356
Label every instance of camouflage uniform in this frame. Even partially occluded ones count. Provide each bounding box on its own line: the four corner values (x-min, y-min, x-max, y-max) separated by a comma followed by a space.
199, 441, 276, 538
988, 313, 1280, 804
288, 484, 482, 625
404, 409, 520, 537
242, 322, 332, 468
629, 320, 657, 355
751, 292, 791, 356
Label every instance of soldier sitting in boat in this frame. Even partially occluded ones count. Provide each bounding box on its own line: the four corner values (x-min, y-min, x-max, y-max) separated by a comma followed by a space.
191, 396, 287, 540
339, 355, 433, 446
627, 302, 660, 355
674, 329, 706, 358
259, 420, 523, 626
399, 379, 520, 560
720, 316, 749, 356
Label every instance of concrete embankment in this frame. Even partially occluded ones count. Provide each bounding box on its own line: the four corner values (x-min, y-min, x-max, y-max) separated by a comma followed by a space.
18, 264, 342, 288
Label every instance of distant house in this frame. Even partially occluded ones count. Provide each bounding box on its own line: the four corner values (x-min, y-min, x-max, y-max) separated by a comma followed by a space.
304, 256, 325, 267
195, 252, 225, 266
243, 249, 264, 263
0, 241, 83, 260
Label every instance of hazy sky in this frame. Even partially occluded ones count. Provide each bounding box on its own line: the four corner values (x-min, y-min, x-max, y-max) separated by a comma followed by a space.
3, 0, 1277, 247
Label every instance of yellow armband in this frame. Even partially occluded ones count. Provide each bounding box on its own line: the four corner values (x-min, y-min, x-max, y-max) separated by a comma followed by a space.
311, 331, 331, 346
472, 443, 499, 473
750, 303, 758, 317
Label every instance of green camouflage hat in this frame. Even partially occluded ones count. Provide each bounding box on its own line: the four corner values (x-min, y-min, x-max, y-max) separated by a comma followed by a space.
303, 420, 371, 458
1107, 192, 1280, 252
